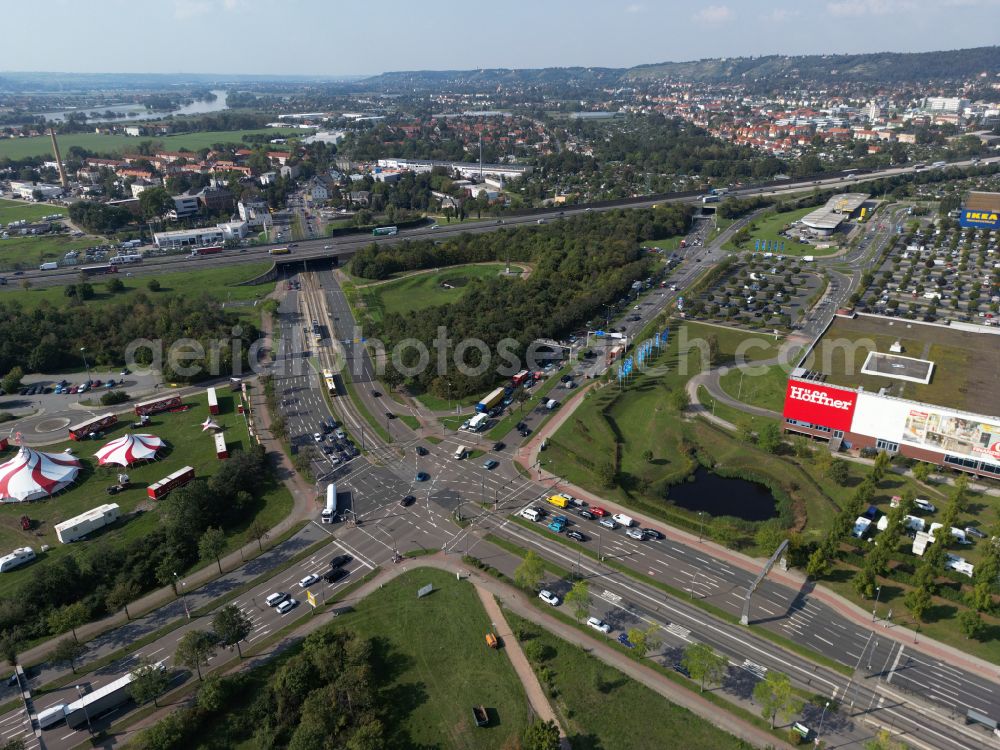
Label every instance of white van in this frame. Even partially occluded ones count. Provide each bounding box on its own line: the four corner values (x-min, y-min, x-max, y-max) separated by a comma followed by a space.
453, 445, 467, 460
520, 508, 542, 522
611, 513, 635, 527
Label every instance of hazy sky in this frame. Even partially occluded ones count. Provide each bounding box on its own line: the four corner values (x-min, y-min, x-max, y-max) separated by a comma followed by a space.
5, 0, 999, 76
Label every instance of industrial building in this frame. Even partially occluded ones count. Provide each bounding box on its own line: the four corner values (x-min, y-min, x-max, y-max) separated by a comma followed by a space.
958, 191, 1000, 231
781, 315, 1000, 480
799, 193, 870, 235
376, 158, 532, 181
153, 221, 246, 249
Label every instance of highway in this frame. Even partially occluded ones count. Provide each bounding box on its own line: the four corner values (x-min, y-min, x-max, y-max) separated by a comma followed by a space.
6, 156, 996, 291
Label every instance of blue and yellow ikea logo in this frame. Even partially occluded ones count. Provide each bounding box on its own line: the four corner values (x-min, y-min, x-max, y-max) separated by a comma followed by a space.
960, 209, 1000, 229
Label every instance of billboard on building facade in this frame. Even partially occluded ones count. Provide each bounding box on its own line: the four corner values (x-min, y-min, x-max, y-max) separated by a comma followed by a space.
851, 392, 1000, 463
782, 381, 858, 432
959, 209, 1000, 230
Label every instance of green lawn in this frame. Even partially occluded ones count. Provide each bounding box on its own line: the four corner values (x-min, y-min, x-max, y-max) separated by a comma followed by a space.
0, 389, 292, 598
0, 128, 314, 161
717, 363, 789, 413
359, 264, 514, 324
507, 612, 749, 750
327, 569, 530, 749
0, 199, 66, 226
641, 236, 681, 252
2, 262, 273, 321
725, 205, 842, 256
0, 235, 96, 272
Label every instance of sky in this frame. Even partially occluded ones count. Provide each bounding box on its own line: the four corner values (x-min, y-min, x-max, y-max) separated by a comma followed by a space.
4, 0, 1000, 76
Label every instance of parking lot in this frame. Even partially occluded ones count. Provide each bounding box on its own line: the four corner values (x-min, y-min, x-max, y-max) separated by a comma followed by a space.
858, 225, 999, 326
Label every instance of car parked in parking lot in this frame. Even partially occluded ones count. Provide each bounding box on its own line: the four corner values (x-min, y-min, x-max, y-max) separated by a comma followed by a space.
324, 567, 349, 584
416, 446, 428, 456
265, 592, 289, 607
587, 616, 611, 634
400, 495, 416, 507
617, 632, 635, 648
298, 574, 319, 588
330, 554, 352, 568
415, 471, 429, 482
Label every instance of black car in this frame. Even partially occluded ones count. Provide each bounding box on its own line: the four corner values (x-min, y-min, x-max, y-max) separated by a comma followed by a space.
516, 422, 527, 431
492, 442, 505, 452
578, 509, 596, 520
415, 446, 428, 456
400, 494, 416, 507
330, 554, 352, 568
519, 429, 530, 438
322, 445, 335, 455
641, 528, 664, 541
371, 390, 382, 397
324, 567, 349, 584
566, 530, 588, 542
385, 412, 396, 420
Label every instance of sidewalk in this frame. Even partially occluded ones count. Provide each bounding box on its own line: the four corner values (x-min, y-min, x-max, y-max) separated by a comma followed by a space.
475, 587, 570, 748
109, 553, 791, 750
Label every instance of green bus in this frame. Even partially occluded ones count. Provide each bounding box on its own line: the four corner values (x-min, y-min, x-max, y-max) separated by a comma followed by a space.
372, 226, 398, 236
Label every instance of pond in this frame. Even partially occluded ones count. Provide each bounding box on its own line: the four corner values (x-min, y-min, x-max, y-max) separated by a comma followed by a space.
666, 466, 778, 521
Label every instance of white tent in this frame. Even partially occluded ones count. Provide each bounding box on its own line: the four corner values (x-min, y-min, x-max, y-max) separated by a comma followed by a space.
0, 447, 82, 502
94, 433, 165, 467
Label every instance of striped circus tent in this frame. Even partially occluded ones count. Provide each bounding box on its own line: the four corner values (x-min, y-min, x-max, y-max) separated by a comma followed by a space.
93, 433, 165, 467
0, 446, 82, 502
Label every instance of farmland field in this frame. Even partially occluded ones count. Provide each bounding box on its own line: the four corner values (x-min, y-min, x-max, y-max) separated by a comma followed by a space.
0, 198, 66, 225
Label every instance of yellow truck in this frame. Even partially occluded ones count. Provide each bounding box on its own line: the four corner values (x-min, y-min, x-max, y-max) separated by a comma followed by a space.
547, 494, 570, 509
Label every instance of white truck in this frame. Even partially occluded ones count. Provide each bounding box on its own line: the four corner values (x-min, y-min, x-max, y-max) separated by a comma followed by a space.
321, 482, 338, 523
39, 261, 58, 271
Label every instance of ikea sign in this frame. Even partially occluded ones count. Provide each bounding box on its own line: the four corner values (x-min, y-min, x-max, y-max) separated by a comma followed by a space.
960, 209, 1000, 229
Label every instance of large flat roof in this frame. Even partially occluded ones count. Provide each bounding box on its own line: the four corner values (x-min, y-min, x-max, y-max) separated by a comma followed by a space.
965, 191, 1000, 213
802, 314, 1000, 416
800, 193, 870, 231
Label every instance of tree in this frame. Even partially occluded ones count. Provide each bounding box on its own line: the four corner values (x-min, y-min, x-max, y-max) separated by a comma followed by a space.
106, 277, 125, 293
682, 642, 728, 692
904, 587, 932, 623
865, 728, 909, 750
753, 670, 799, 729
138, 187, 173, 225
128, 657, 170, 708
155, 554, 182, 596
106, 579, 141, 621
523, 718, 560, 750
564, 580, 590, 621
852, 567, 879, 600
50, 637, 87, 674
827, 458, 850, 486
514, 551, 544, 591
642, 449, 654, 463
245, 519, 269, 552
48, 601, 88, 642
0, 629, 21, 667
806, 547, 830, 579
212, 604, 253, 658
958, 609, 985, 641
198, 526, 227, 575
757, 422, 782, 454
147, 278, 161, 292
1, 367, 24, 395
175, 630, 217, 681
18, 278, 30, 291
626, 623, 661, 659
0, 739, 27, 750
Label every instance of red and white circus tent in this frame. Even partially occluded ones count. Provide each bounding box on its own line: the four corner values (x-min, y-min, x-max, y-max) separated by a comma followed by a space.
0, 446, 82, 502
94, 433, 165, 467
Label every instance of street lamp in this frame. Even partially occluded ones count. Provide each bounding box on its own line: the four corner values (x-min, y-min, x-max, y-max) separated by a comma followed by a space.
872, 585, 882, 622
75, 684, 93, 734
818, 700, 830, 735
174, 572, 190, 619
698, 511, 706, 542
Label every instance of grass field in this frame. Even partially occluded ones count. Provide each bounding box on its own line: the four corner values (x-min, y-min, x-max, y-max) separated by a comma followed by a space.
726, 205, 841, 257
0, 199, 66, 226
507, 612, 750, 750
327, 569, 529, 749
1, 262, 273, 321
0, 128, 314, 161
641, 236, 682, 252
358, 264, 515, 325
0, 389, 293, 598
717, 363, 789, 413
0, 235, 96, 271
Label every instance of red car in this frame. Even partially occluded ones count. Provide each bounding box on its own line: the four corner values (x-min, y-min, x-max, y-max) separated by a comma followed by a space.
590, 506, 608, 517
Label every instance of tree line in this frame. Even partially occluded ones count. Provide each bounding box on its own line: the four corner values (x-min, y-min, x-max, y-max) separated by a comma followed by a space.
0, 292, 258, 382
351, 206, 691, 399
0, 448, 269, 654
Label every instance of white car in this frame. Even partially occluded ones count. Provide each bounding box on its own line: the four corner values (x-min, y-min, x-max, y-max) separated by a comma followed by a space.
276, 597, 298, 614
587, 616, 611, 634
298, 573, 319, 588
538, 590, 560, 606
313, 433, 323, 442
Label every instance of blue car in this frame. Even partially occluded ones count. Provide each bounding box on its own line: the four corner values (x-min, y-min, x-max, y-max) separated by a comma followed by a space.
415, 471, 429, 482
617, 633, 635, 649
547, 515, 567, 533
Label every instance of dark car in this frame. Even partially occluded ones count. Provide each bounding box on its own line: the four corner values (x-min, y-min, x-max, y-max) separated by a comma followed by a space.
415, 445, 428, 456
324, 567, 349, 584
516, 422, 527, 431
401, 494, 416, 507
330, 554, 352, 568
415, 471, 429, 482
519, 428, 531, 438
492, 442, 505, 451
578, 509, 596, 520
566, 530, 588, 542
965, 526, 988, 539
371, 390, 382, 397
617, 633, 635, 649
641, 528, 664, 540
385, 411, 396, 420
